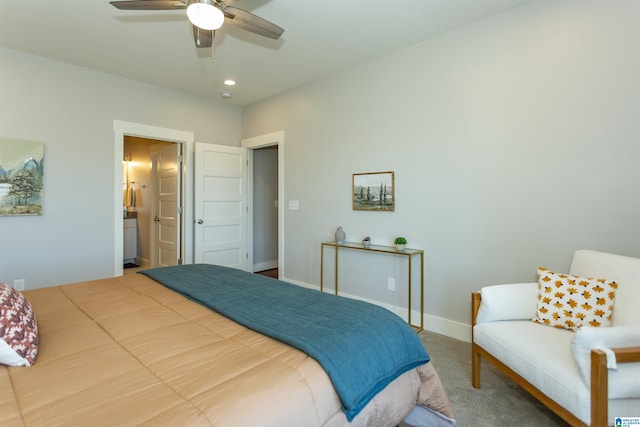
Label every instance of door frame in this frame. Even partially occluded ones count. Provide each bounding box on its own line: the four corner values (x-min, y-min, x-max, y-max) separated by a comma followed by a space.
113, 120, 194, 277
241, 131, 285, 278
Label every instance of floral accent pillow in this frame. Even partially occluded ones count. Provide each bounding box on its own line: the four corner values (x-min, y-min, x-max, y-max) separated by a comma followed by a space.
532, 268, 617, 331
0, 283, 39, 366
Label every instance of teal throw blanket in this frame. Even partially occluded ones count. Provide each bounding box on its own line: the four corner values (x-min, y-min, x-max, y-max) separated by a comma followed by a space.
140, 264, 429, 421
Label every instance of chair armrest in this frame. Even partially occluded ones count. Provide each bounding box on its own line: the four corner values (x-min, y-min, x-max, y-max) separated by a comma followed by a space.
474, 283, 538, 324
472, 292, 481, 327
572, 326, 640, 399
591, 346, 640, 426
612, 346, 640, 363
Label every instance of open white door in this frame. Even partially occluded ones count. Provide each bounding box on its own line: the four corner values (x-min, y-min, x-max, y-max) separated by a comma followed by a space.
194, 142, 248, 270
151, 143, 181, 267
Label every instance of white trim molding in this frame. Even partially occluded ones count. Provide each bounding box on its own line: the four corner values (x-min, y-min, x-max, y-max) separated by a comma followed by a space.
241, 131, 285, 278
113, 120, 195, 277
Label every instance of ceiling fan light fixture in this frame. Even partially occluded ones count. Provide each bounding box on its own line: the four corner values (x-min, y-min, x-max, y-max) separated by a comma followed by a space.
187, 0, 224, 31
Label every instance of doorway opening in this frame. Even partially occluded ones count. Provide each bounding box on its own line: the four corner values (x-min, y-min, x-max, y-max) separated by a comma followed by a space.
123, 136, 182, 270
113, 120, 194, 278
252, 145, 278, 275
242, 131, 285, 279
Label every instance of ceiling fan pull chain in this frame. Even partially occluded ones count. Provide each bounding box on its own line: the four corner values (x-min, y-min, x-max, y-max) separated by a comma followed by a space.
211, 30, 216, 62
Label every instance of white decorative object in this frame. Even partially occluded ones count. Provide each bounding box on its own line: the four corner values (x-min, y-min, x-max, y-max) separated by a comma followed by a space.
335, 226, 345, 244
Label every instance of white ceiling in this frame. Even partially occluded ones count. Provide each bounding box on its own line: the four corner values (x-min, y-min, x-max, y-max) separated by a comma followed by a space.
0, 0, 529, 106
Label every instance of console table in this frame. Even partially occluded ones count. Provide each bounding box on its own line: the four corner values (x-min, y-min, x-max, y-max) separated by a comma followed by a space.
320, 241, 424, 331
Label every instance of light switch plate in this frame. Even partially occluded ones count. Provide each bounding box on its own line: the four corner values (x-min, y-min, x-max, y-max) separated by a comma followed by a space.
387, 278, 396, 291
289, 200, 299, 210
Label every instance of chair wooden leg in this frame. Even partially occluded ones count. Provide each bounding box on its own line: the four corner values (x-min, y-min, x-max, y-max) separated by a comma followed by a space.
472, 344, 481, 388
471, 292, 482, 389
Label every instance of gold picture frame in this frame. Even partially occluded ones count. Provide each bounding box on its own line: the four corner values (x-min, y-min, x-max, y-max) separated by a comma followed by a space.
352, 171, 394, 211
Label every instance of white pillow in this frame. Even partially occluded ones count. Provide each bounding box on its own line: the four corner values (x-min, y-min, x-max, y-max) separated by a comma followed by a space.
0, 340, 34, 366
475, 283, 538, 324
571, 326, 640, 399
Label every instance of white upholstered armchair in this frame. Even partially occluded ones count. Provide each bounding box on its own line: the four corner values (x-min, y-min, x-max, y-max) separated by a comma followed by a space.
471, 250, 640, 427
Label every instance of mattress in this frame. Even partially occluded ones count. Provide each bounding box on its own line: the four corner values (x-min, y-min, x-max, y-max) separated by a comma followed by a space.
1, 273, 453, 426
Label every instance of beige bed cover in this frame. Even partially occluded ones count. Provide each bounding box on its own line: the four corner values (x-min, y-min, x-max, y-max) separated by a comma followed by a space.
1, 273, 453, 426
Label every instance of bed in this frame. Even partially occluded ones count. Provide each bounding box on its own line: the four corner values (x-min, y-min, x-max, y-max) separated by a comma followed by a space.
1, 264, 454, 426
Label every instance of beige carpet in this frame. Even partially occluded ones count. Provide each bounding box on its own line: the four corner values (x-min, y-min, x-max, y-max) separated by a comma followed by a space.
414, 330, 569, 427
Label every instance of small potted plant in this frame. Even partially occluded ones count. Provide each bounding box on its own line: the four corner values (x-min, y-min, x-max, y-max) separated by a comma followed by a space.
362, 236, 371, 248
394, 237, 407, 251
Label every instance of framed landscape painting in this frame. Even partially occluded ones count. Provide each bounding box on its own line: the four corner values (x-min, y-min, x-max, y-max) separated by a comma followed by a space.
0, 138, 44, 216
353, 171, 394, 211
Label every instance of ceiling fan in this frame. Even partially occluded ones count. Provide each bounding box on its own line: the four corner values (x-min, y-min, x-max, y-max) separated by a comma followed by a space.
109, 0, 284, 49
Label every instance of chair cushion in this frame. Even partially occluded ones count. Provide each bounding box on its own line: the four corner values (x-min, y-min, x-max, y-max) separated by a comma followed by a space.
570, 250, 640, 327
474, 321, 590, 423
532, 268, 617, 331
571, 326, 640, 399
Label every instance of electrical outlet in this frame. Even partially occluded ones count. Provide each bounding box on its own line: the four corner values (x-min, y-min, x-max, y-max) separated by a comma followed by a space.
387, 277, 396, 291
13, 279, 25, 291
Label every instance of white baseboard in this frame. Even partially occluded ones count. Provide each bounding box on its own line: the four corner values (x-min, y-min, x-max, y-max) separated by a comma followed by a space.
253, 260, 278, 272
283, 277, 472, 343
423, 313, 471, 343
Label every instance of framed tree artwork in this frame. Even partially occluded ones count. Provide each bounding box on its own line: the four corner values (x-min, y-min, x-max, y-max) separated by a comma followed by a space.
352, 171, 394, 211
0, 138, 44, 216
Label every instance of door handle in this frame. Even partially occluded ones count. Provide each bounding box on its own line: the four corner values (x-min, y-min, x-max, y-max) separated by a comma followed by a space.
197, 219, 203, 224
154, 216, 160, 222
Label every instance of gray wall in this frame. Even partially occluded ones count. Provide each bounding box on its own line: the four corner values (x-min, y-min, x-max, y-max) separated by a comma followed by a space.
0, 47, 241, 288
242, 0, 640, 337
1, 0, 638, 340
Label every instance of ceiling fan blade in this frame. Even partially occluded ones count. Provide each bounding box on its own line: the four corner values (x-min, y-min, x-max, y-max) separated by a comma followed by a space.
110, 0, 186, 10
222, 5, 284, 40
192, 25, 213, 48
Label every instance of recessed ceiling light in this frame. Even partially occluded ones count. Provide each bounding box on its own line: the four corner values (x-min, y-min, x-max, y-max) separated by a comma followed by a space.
221, 91, 233, 99
224, 79, 236, 86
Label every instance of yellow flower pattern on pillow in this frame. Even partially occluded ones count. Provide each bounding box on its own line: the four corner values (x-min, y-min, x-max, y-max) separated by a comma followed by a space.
532, 267, 617, 331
